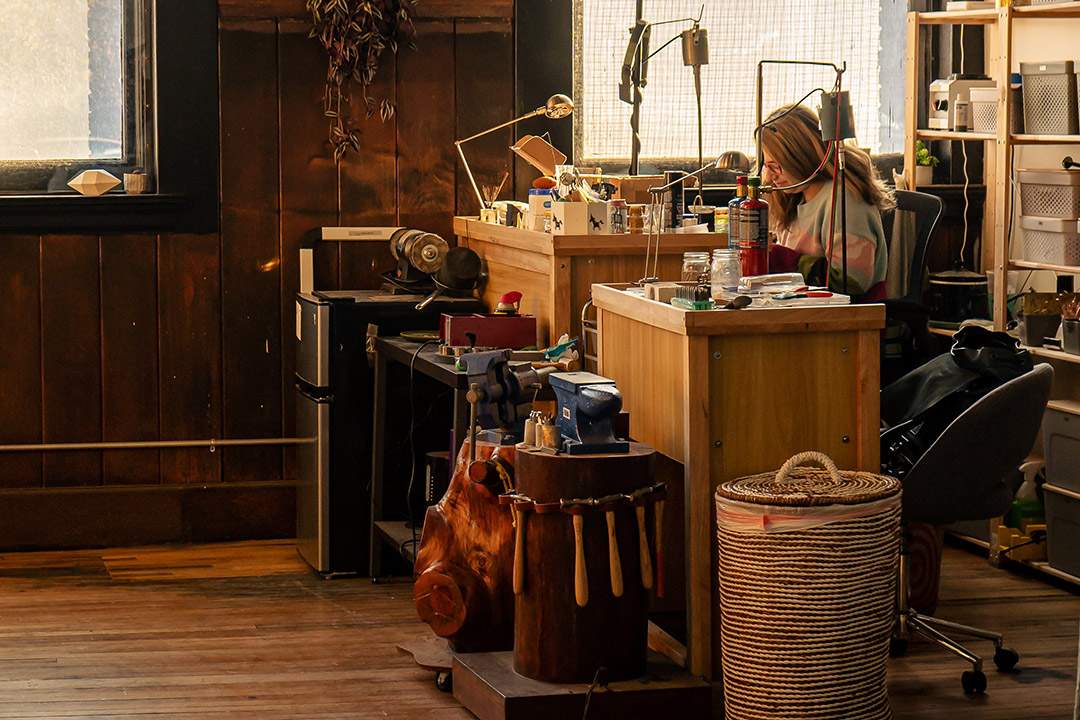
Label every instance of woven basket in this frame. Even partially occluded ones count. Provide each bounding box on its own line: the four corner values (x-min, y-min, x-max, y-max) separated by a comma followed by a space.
715, 452, 902, 720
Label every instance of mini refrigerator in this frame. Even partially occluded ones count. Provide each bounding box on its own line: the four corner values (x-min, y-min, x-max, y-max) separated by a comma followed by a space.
295, 290, 481, 575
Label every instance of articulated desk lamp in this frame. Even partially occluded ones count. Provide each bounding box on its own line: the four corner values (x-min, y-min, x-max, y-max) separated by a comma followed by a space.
639, 155, 723, 284
755, 59, 855, 293
455, 94, 575, 213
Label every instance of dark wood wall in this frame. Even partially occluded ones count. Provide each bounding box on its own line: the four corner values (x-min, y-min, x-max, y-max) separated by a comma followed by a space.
0, 0, 515, 549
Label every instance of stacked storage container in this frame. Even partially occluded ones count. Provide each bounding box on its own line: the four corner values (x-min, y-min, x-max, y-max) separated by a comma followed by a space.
1042, 401, 1080, 578
1017, 62, 1080, 268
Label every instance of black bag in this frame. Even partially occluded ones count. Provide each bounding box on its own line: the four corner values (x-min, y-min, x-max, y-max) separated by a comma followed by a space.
880, 326, 1034, 481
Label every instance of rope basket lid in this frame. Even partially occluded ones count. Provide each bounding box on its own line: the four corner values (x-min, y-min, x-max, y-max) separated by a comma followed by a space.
717, 451, 901, 507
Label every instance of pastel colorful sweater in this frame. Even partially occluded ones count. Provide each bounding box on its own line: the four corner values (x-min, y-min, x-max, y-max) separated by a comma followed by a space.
768, 180, 889, 302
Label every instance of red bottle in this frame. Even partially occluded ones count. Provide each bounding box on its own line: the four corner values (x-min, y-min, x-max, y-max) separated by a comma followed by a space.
738, 176, 769, 278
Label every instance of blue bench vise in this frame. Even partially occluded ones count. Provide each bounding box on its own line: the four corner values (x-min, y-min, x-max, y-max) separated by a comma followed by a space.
549, 372, 629, 455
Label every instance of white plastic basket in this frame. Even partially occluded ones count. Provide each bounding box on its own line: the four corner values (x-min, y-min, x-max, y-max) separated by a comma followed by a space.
1021, 61, 1080, 135
1018, 169, 1080, 219
970, 87, 998, 133
1020, 215, 1080, 266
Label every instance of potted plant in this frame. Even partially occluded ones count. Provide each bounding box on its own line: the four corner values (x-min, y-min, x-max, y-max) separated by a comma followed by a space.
308, 0, 418, 161
913, 140, 938, 186
1062, 297, 1080, 355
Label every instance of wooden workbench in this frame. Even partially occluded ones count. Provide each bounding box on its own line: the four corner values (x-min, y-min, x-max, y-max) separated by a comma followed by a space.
454, 216, 727, 346
592, 283, 884, 680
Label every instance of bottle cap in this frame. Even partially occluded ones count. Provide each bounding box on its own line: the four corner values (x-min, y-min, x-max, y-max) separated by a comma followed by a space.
735, 175, 748, 186
747, 176, 761, 187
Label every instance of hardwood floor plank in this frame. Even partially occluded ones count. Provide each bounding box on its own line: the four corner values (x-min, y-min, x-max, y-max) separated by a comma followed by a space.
0, 540, 1072, 719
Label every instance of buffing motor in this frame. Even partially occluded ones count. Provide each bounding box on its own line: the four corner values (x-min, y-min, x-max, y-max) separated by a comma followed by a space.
390, 228, 449, 283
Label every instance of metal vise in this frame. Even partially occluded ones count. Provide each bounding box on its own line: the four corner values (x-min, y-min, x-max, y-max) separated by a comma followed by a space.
549, 372, 629, 455
458, 349, 543, 436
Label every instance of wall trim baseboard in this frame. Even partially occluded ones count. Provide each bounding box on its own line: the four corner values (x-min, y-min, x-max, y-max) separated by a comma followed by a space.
0, 481, 296, 551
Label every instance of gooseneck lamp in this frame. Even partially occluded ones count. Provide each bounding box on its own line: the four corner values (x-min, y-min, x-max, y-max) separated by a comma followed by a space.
455, 94, 574, 213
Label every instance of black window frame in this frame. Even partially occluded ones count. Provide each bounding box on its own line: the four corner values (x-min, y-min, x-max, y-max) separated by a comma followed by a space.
0, 0, 219, 234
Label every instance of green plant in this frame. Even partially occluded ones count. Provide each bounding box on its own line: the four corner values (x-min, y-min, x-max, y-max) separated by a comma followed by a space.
308, 0, 418, 161
915, 140, 939, 168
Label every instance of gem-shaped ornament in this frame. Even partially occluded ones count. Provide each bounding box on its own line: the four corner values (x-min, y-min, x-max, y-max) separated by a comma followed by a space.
68, 170, 121, 196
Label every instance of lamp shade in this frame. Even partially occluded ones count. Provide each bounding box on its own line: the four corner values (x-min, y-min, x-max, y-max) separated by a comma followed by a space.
543, 94, 575, 119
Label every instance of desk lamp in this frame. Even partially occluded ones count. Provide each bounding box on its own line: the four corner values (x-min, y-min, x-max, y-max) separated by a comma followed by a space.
755, 60, 855, 293
456, 94, 574, 213
639, 156, 722, 284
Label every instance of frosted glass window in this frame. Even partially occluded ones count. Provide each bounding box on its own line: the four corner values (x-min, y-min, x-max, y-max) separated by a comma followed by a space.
574, 0, 907, 166
0, 0, 150, 192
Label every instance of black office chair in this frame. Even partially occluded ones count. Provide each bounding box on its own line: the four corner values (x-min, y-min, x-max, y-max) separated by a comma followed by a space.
881, 190, 945, 386
890, 363, 1054, 694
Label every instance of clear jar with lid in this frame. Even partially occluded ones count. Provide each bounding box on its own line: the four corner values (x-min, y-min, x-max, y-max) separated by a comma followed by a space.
710, 248, 741, 300
681, 251, 711, 282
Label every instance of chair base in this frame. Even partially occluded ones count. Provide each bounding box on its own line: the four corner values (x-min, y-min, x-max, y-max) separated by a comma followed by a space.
895, 541, 1020, 693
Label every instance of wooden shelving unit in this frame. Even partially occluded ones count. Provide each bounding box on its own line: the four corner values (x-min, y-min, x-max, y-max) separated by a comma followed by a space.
907, 5, 1080, 588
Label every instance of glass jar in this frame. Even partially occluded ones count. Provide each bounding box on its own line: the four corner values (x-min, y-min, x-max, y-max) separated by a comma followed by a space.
710, 248, 741, 299
681, 251, 711, 282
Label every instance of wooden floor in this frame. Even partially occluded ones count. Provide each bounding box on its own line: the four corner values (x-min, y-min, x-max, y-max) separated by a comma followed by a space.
0, 539, 1074, 719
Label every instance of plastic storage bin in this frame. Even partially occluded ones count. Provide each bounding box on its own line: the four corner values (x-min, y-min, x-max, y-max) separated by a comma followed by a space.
1043, 405, 1080, 492
1044, 483, 1080, 578
1018, 169, 1080, 219
1020, 61, 1079, 135
1019, 216, 1080, 266
970, 83, 1024, 134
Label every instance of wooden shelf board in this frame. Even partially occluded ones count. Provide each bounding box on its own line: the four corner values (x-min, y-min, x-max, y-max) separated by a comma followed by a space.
1010, 133, 1080, 144
374, 520, 420, 564
917, 129, 997, 141
1023, 343, 1080, 364
1010, 260, 1080, 274
1014, 1, 1080, 18
928, 325, 957, 337
917, 8, 998, 23
1047, 398, 1080, 415
1023, 560, 1080, 585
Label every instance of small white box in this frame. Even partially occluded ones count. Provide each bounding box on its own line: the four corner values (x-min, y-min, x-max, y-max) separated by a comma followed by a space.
551, 202, 590, 235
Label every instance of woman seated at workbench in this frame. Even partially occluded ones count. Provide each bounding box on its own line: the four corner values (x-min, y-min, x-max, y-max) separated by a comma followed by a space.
760, 103, 894, 302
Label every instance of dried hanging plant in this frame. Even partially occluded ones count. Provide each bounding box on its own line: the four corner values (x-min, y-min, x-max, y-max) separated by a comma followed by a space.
308, 0, 418, 161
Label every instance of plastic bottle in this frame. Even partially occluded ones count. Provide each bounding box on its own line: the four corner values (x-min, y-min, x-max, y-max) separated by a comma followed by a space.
738, 176, 770, 278
727, 175, 747, 253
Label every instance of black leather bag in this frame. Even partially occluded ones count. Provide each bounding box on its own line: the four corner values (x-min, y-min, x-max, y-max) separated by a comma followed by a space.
880, 326, 1033, 481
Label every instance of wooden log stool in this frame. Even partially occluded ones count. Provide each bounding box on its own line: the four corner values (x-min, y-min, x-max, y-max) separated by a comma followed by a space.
508, 442, 661, 684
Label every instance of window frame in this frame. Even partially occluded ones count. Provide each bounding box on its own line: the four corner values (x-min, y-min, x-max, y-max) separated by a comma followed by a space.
0, 0, 219, 234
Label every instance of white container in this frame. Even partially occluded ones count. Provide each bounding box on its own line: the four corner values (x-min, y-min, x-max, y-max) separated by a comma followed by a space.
1044, 483, 1080, 578
551, 201, 590, 235
528, 189, 553, 232
1043, 405, 1080, 492
1017, 169, 1080, 219
969, 86, 998, 133
1019, 215, 1080, 266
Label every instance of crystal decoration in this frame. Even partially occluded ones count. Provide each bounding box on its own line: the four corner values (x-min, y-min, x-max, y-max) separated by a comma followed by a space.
68, 170, 121, 196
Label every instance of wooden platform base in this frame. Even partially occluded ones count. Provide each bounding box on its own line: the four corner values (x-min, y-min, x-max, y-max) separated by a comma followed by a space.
452, 650, 711, 720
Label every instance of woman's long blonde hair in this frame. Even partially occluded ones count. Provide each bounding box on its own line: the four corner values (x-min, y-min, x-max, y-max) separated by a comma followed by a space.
759, 104, 894, 230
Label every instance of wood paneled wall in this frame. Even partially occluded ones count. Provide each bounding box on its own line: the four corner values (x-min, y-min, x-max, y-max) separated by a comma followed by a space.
0, 1, 515, 549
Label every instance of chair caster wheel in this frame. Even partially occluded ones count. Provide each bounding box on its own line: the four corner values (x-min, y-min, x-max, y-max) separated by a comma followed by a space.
961, 670, 987, 694
889, 637, 908, 657
993, 646, 1019, 671
435, 671, 453, 693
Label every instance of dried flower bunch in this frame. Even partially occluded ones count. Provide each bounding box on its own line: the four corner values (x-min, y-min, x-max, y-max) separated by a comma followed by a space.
308, 0, 418, 161
1062, 297, 1080, 321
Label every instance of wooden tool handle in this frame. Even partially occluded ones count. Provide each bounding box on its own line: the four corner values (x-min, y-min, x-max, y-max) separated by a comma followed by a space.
636, 505, 654, 590
655, 499, 665, 598
573, 515, 588, 607
605, 510, 623, 598
513, 513, 526, 595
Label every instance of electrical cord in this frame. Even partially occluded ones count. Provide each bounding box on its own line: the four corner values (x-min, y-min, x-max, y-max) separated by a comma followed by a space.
406, 339, 440, 551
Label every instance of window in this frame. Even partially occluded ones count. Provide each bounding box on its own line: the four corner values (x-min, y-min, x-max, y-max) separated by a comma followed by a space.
0, 0, 218, 233
573, 0, 907, 169
0, 0, 153, 193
